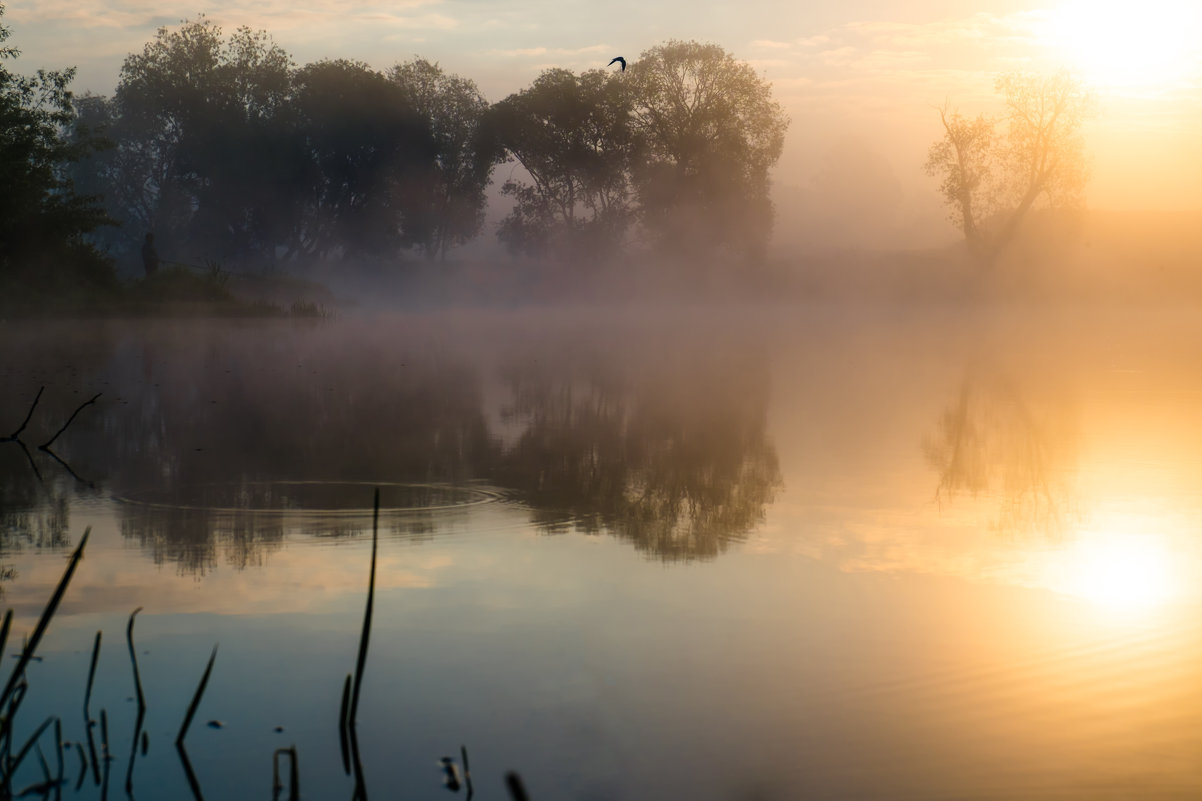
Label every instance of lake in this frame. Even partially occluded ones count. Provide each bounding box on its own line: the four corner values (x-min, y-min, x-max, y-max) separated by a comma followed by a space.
2, 304, 1201, 800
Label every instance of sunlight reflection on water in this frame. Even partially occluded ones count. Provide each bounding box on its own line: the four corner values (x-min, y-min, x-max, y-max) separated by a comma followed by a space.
3, 307, 1202, 799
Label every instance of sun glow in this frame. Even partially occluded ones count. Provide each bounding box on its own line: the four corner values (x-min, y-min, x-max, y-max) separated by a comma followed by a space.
1041, 0, 1202, 93
1047, 530, 1180, 614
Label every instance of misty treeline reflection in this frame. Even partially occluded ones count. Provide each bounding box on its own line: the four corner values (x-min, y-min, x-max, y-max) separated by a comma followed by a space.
0, 321, 781, 572
924, 358, 1078, 537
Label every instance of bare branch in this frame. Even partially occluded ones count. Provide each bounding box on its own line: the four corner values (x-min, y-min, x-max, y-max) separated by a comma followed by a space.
38, 393, 101, 451
3, 386, 44, 441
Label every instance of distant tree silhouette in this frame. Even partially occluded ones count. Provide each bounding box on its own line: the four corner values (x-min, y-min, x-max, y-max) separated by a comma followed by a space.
0, 3, 114, 297
289, 59, 437, 260
626, 40, 788, 264
925, 71, 1094, 261
388, 58, 498, 260
486, 68, 637, 261
106, 17, 296, 266
90, 20, 444, 268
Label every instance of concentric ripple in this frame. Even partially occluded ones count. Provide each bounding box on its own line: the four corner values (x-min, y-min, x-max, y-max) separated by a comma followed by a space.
115, 480, 502, 515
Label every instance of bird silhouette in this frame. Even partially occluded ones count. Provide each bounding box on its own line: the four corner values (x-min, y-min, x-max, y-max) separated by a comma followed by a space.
608, 56, 626, 72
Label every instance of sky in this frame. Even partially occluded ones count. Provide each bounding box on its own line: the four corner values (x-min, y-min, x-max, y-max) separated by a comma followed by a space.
6, 0, 1202, 248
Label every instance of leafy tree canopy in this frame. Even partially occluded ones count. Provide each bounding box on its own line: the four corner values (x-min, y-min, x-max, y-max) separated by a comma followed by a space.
0, 3, 113, 294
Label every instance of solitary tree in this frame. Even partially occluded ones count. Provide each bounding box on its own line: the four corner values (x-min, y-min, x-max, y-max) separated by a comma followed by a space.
625, 41, 788, 263
925, 71, 1094, 260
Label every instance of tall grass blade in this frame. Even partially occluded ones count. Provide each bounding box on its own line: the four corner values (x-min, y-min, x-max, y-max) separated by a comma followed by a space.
124, 705, 145, 795
0, 679, 26, 759
349, 488, 379, 728
125, 608, 145, 714
348, 726, 367, 801
0, 527, 90, 709
176, 646, 218, 745
505, 772, 530, 801
54, 718, 63, 785
84, 704, 100, 786
123, 608, 147, 795
73, 743, 87, 792
7, 715, 55, 780
83, 631, 101, 722
99, 709, 110, 762
176, 743, 205, 801
338, 674, 351, 775
0, 609, 13, 663
461, 745, 473, 801
34, 741, 51, 786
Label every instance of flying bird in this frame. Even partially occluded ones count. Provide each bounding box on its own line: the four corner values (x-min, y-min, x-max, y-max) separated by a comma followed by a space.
608, 56, 626, 72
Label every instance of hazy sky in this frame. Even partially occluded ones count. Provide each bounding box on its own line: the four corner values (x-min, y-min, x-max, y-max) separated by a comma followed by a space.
7, 0, 1202, 245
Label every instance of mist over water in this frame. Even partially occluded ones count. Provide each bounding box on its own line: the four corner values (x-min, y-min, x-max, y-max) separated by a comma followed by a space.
5, 0, 1202, 796
2, 304, 1202, 799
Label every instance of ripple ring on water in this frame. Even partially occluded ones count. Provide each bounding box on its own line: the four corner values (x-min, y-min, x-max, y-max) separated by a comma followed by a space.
112, 480, 502, 514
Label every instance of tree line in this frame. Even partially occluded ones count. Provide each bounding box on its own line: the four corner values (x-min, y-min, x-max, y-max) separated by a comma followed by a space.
2, 5, 1095, 295
2, 12, 788, 283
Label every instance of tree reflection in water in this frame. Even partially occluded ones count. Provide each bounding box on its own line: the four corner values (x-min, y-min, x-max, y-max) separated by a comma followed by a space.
493, 340, 782, 561
121, 506, 286, 575
2, 320, 784, 573
924, 360, 1079, 537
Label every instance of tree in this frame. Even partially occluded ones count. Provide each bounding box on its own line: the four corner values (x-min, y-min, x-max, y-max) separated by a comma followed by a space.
289, 59, 436, 260
486, 68, 636, 261
625, 41, 788, 263
491, 340, 781, 561
925, 71, 1094, 260
387, 58, 497, 260
0, 3, 113, 293
110, 17, 296, 265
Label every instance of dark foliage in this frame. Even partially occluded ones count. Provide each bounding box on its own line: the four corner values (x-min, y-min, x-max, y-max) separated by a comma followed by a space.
0, 4, 115, 301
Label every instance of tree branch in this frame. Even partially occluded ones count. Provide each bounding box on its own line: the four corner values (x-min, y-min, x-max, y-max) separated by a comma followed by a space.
38, 393, 101, 451
3, 386, 44, 442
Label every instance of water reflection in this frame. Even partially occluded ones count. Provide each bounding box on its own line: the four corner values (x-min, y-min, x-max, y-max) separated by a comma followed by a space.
1, 319, 782, 571
924, 358, 1079, 537
118, 482, 491, 574
0, 449, 72, 553
494, 342, 781, 560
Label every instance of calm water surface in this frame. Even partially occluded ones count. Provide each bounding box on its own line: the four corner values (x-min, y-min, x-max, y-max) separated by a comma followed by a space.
2, 306, 1202, 800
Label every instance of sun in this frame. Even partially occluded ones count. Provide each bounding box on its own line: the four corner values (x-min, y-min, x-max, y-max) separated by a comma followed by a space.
1040, 0, 1202, 93
1045, 529, 1181, 615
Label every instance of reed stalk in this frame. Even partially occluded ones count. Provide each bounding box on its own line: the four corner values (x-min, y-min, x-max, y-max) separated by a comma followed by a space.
349, 488, 380, 728
505, 771, 531, 801
125, 608, 146, 714
0, 528, 90, 709
176, 646, 218, 745
338, 673, 351, 775
84, 630, 101, 722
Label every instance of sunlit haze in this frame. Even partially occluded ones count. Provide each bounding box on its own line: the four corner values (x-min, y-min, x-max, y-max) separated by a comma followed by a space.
6, 0, 1202, 247
7, 0, 1202, 797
